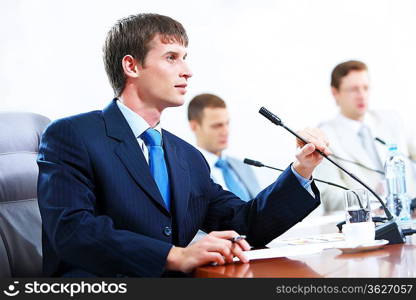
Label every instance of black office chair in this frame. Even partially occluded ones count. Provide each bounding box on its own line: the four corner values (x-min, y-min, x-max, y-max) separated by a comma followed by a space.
0, 112, 50, 277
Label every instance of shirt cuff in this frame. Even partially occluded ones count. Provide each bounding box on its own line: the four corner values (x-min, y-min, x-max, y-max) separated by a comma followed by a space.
290, 164, 315, 197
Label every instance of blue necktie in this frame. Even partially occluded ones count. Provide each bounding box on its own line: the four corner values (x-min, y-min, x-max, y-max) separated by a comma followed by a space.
215, 158, 250, 201
141, 128, 170, 210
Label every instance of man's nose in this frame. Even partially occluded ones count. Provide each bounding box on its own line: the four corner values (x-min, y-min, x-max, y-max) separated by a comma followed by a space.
180, 62, 193, 79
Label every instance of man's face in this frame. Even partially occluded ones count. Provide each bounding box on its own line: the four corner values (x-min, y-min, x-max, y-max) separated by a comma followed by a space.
191, 107, 230, 156
135, 34, 192, 110
332, 70, 370, 121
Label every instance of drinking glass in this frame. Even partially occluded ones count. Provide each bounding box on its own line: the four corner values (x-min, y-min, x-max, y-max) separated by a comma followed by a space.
344, 189, 375, 245
344, 189, 371, 223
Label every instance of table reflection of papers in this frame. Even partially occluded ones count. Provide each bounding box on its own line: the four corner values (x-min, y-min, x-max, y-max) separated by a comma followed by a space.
271, 233, 345, 246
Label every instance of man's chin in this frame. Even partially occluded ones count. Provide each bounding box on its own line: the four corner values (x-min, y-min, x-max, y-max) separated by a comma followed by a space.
217, 144, 228, 152
357, 109, 367, 118
163, 98, 185, 108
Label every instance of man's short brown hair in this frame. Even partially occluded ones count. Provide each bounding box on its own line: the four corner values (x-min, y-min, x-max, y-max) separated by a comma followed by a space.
331, 60, 368, 89
187, 94, 226, 123
103, 13, 188, 97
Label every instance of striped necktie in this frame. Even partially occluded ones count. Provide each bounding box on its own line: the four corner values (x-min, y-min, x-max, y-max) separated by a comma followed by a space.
141, 128, 170, 210
215, 158, 250, 201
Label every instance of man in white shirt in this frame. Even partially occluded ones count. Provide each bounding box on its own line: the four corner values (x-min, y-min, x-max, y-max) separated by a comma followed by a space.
187, 93, 261, 201
315, 60, 416, 212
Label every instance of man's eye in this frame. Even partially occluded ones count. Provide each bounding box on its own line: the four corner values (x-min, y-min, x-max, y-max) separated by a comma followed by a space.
167, 55, 176, 61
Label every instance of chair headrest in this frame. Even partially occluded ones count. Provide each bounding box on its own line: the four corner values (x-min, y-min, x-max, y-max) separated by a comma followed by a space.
0, 112, 50, 203
0, 112, 50, 154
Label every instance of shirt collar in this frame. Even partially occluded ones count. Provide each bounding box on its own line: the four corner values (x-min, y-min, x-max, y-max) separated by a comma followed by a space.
116, 99, 162, 138
337, 113, 365, 136
196, 147, 225, 169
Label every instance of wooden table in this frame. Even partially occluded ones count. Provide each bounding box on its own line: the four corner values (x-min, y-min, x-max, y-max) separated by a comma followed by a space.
194, 215, 416, 278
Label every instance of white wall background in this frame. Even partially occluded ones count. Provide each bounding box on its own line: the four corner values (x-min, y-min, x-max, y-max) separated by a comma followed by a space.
1, 0, 416, 188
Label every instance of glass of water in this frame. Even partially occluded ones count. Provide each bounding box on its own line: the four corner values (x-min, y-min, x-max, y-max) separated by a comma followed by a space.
345, 189, 371, 223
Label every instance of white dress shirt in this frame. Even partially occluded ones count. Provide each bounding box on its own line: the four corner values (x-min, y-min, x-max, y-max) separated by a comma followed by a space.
116, 99, 162, 164
196, 147, 230, 189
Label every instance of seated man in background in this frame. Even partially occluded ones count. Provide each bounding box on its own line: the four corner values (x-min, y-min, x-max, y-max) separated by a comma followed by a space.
187, 93, 261, 201
314, 60, 416, 213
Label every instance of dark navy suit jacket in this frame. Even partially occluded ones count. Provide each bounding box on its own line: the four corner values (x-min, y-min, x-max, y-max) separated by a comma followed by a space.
37, 100, 320, 277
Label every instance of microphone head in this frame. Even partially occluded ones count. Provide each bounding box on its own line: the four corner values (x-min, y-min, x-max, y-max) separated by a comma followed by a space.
374, 137, 386, 145
243, 158, 264, 167
259, 107, 283, 126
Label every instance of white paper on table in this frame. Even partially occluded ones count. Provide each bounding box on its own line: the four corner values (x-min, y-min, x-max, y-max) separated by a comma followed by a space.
234, 241, 345, 262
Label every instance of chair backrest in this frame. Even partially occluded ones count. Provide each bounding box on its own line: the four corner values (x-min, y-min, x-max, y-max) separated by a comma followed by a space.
0, 112, 50, 277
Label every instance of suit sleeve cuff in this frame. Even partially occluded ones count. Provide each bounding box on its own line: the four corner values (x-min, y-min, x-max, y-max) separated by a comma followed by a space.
290, 164, 315, 197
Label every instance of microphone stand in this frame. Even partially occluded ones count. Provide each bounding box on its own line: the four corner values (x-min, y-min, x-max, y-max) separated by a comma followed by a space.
330, 154, 385, 175
258, 107, 407, 244
243, 158, 349, 191
244, 158, 387, 229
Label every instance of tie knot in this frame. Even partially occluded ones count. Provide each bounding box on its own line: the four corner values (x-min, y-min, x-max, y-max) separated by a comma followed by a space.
215, 158, 229, 170
141, 128, 162, 146
358, 124, 370, 136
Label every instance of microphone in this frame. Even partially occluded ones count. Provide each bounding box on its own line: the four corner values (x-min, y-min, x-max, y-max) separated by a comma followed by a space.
258, 107, 407, 244
374, 136, 386, 146
244, 158, 388, 230
258, 107, 391, 217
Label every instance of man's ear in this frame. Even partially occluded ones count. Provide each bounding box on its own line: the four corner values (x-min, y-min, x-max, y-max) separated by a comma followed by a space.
331, 87, 340, 106
121, 55, 140, 78
189, 120, 199, 132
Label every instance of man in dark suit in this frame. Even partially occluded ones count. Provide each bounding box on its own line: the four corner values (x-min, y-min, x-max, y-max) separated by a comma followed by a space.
37, 13, 330, 277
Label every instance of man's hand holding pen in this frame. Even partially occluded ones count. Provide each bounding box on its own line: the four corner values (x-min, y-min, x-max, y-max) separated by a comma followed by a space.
165, 231, 250, 273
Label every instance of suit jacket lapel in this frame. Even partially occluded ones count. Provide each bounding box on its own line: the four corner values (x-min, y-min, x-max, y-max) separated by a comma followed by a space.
162, 131, 190, 229
102, 100, 170, 215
